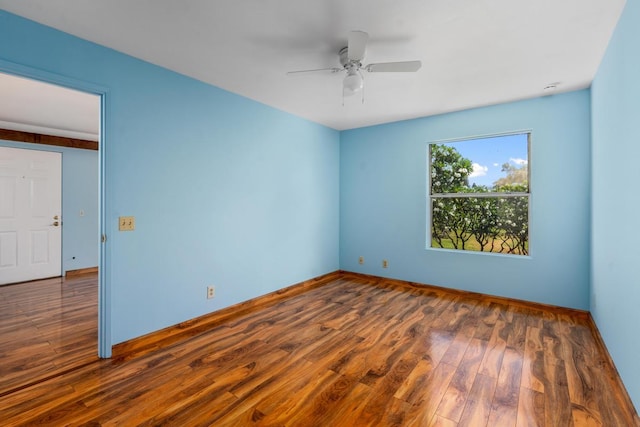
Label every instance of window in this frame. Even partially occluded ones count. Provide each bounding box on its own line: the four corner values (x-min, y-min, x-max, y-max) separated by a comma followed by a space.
428, 133, 530, 255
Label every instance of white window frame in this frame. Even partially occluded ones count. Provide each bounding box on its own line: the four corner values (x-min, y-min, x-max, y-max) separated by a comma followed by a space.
428, 132, 531, 256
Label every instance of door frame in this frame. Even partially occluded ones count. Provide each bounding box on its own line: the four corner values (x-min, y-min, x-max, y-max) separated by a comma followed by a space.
0, 59, 111, 358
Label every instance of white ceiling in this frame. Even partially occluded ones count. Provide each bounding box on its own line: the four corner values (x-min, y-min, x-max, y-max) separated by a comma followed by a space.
0, 72, 100, 141
0, 0, 627, 132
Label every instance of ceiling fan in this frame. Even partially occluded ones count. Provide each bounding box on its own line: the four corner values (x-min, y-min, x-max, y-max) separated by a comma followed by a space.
287, 31, 422, 99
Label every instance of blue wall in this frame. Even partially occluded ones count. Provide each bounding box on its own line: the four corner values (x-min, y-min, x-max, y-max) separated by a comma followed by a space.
0, 11, 340, 345
591, 0, 640, 409
341, 91, 592, 310
5, 11, 638, 412
0, 140, 99, 274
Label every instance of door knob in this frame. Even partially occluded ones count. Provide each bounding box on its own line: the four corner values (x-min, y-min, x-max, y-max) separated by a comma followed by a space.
53, 215, 59, 220
53, 221, 60, 227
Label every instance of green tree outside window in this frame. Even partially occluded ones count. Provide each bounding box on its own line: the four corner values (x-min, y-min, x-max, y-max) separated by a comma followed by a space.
429, 136, 529, 255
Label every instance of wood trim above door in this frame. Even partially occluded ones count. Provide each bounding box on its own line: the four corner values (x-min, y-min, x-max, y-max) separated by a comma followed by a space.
0, 128, 98, 151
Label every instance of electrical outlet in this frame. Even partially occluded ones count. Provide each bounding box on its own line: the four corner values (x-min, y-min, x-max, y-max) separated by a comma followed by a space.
382, 259, 389, 268
118, 216, 135, 231
358, 256, 364, 265
207, 286, 215, 299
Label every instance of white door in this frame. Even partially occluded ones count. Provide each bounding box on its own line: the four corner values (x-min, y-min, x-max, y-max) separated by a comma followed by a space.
0, 147, 62, 285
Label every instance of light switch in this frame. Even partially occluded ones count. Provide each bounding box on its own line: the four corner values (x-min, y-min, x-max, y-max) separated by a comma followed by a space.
119, 216, 135, 231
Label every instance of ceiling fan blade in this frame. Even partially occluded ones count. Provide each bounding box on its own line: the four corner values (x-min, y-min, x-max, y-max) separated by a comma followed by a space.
286, 67, 343, 75
348, 31, 369, 62
365, 60, 422, 72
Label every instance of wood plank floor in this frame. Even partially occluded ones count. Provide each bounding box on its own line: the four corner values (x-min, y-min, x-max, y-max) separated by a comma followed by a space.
1, 273, 638, 426
0, 274, 98, 397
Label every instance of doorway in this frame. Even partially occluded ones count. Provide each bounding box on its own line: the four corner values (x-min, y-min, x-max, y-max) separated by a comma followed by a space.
0, 72, 100, 281
0, 68, 107, 370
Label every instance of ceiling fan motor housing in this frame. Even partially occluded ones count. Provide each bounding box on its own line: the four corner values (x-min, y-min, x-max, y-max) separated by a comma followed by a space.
339, 47, 362, 69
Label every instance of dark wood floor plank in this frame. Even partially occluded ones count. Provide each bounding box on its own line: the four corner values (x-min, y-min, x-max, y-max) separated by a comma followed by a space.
457, 373, 498, 427
429, 414, 459, 427
439, 321, 475, 367
543, 355, 574, 426
253, 367, 340, 424
410, 327, 456, 366
487, 346, 523, 426
507, 305, 528, 355
1, 272, 638, 426
402, 360, 457, 425
478, 318, 509, 378
394, 358, 435, 404
522, 326, 545, 393
0, 274, 98, 397
352, 351, 422, 426
436, 338, 488, 422
561, 322, 603, 423
571, 403, 603, 427
516, 387, 545, 427
218, 355, 317, 424
316, 381, 376, 426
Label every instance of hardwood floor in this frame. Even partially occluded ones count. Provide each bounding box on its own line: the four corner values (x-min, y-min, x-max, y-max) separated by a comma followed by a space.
0, 274, 98, 397
0, 272, 638, 426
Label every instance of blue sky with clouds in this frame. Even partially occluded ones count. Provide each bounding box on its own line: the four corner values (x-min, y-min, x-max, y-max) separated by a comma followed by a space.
440, 133, 529, 187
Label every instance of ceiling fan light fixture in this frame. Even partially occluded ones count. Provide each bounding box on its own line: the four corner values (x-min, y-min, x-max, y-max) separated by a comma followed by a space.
287, 31, 421, 102
343, 68, 363, 96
